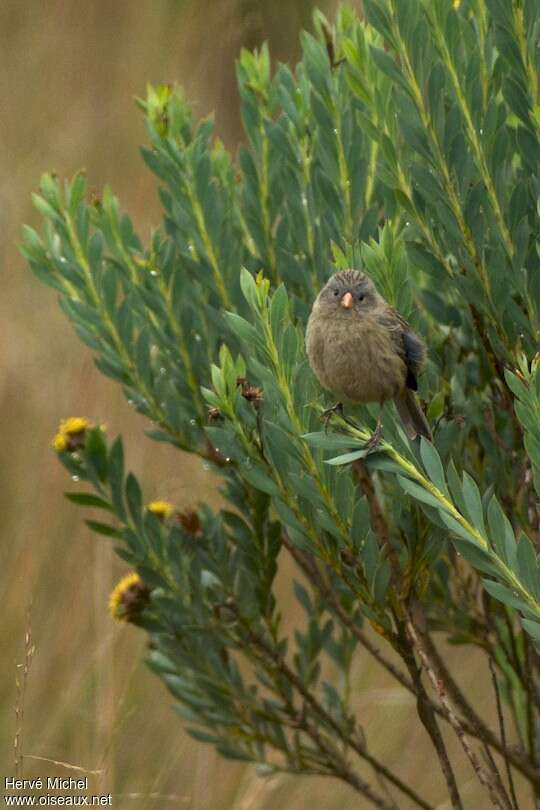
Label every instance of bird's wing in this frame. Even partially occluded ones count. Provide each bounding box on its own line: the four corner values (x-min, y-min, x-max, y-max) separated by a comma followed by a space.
401, 331, 426, 390
378, 307, 426, 391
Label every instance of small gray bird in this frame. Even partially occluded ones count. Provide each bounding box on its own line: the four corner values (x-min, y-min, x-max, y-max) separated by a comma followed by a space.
306, 269, 432, 446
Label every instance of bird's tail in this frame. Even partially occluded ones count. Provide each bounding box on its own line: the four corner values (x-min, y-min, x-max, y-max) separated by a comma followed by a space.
395, 389, 432, 441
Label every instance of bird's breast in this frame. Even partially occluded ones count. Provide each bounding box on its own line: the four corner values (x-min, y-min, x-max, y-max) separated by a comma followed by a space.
312, 317, 406, 404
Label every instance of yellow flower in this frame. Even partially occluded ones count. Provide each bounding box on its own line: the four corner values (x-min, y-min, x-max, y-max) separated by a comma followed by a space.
60, 417, 90, 435
52, 416, 90, 452
147, 499, 174, 519
109, 572, 149, 621
52, 432, 68, 452
453, 0, 461, 8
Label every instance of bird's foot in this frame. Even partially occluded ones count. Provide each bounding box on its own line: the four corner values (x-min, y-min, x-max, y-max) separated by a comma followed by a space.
320, 403, 361, 433
321, 402, 344, 433
362, 420, 383, 454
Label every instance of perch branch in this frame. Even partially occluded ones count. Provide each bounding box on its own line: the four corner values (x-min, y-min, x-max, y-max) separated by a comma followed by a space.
284, 534, 540, 783
231, 607, 434, 810
489, 657, 519, 810
352, 460, 463, 809
405, 613, 513, 810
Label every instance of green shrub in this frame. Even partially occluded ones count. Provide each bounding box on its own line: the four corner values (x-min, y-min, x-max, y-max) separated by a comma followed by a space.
22, 2, 540, 807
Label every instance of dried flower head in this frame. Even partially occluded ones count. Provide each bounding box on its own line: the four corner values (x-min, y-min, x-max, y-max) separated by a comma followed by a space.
207, 406, 223, 423
147, 499, 174, 520
237, 377, 264, 405
370, 621, 388, 638
109, 572, 150, 622
177, 508, 203, 537
243, 384, 264, 404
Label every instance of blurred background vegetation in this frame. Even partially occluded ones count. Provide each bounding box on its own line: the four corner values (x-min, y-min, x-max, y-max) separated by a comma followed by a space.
3, 1, 502, 807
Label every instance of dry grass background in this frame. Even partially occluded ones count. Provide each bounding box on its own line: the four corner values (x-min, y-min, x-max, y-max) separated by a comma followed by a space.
0, 1, 523, 808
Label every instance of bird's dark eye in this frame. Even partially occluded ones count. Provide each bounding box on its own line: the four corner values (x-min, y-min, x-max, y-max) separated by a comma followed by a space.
333, 288, 339, 296
358, 293, 365, 302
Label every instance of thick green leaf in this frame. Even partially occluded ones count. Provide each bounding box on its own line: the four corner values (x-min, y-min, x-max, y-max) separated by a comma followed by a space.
302, 432, 362, 451
487, 495, 516, 567
439, 512, 478, 544
447, 459, 467, 516
420, 438, 449, 496
65, 492, 112, 510
396, 475, 444, 510
269, 284, 289, 338
516, 535, 540, 601
452, 539, 499, 576
239, 266, 260, 312
241, 465, 281, 496
126, 472, 143, 527
85, 519, 122, 538
461, 472, 486, 537
84, 428, 109, 483
522, 619, 540, 648
325, 449, 369, 466
482, 579, 527, 612
224, 312, 261, 347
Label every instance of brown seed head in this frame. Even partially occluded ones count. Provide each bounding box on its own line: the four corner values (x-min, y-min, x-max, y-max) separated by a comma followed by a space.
207, 406, 223, 423
237, 377, 264, 404
177, 509, 203, 537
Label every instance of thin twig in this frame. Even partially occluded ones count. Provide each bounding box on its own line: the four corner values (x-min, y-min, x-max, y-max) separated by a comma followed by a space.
283, 536, 413, 690
523, 638, 540, 807
480, 741, 514, 810
406, 614, 513, 810
421, 629, 527, 776
523, 642, 540, 808
352, 453, 540, 799
489, 657, 520, 810
14, 606, 35, 778
372, 765, 400, 810
352, 460, 401, 580
299, 707, 396, 808
232, 609, 433, 810
284, 535, 540, 785
397, 621, 464, 810
352, 460, 463, 808
524, 629, 540, 715
23, 755, 103, 776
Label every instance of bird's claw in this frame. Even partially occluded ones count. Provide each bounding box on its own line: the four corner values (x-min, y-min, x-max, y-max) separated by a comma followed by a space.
362, 420, 383, 454
321, 402, 343, 433
321, 403, 362, 434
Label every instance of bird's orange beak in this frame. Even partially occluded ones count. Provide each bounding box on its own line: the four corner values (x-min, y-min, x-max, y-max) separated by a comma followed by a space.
341, 292, 354, 309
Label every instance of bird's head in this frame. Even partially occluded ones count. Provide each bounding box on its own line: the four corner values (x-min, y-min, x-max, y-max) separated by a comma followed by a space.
314, 269, 378, 318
